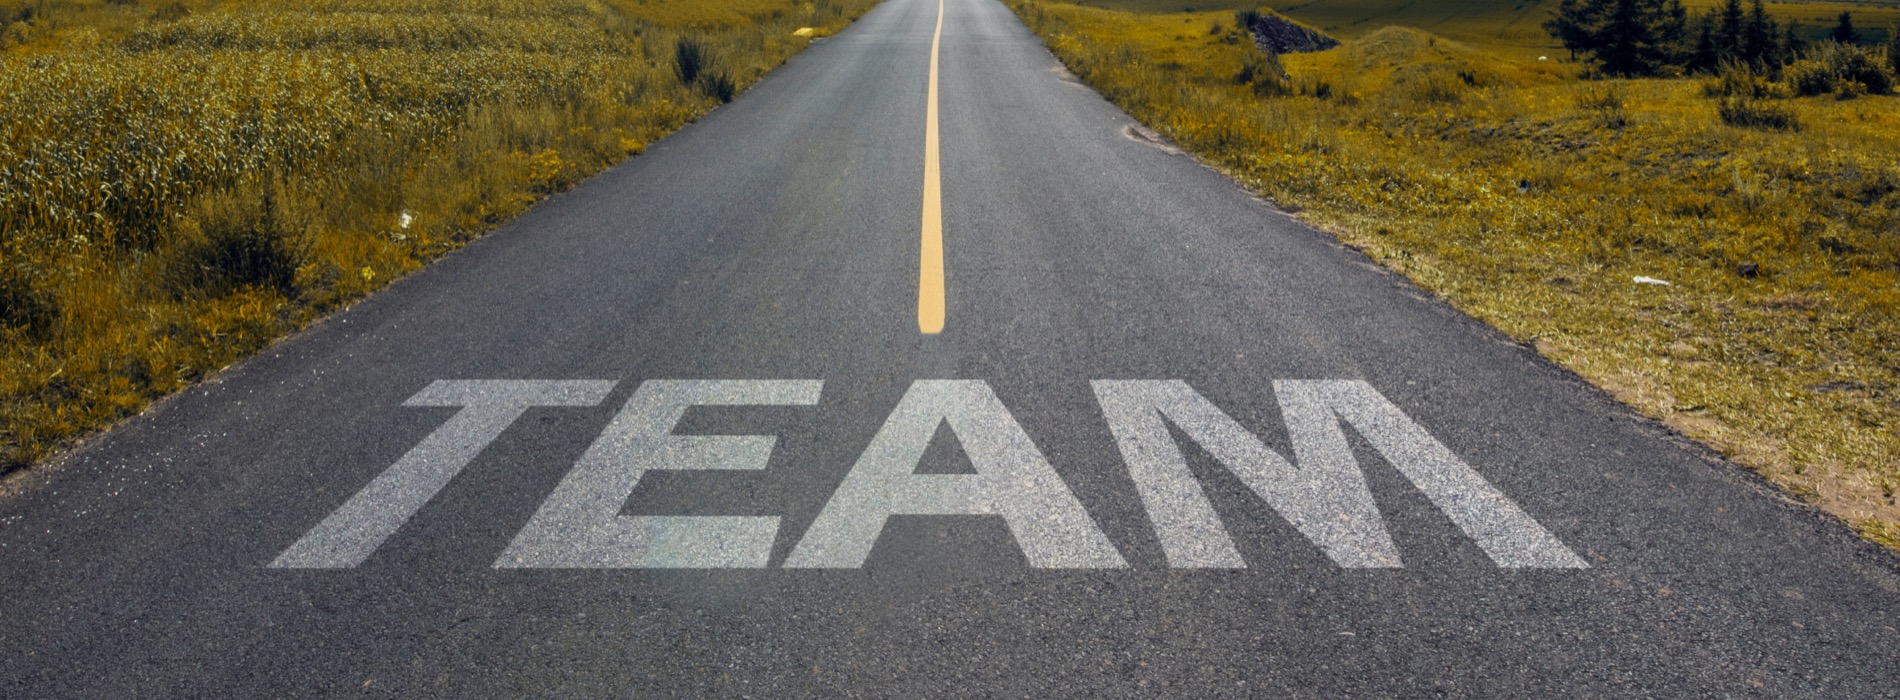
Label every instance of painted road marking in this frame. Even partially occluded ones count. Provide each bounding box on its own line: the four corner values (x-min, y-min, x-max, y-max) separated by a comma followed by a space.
270, 380, 615, 569
1094, 381, 1587, 569
498, 380, 822, 568
918, 0, 946, 334
274, 379, 1584, 569
1095, 380, 1388, 568
784, 380, 1126, 568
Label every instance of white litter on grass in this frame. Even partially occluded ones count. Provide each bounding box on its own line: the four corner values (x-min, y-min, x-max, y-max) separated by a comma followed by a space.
1538, 56, 1548, 61
398, 211, 414, 229
1633, 276, 1671, 286
793, 27, 815, 37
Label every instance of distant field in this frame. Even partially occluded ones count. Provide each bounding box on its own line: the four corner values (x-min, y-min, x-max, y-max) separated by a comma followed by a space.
1070, 0, 1900, 49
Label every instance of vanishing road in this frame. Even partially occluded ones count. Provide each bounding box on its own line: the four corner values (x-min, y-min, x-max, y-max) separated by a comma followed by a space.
4, 0, 1897, 695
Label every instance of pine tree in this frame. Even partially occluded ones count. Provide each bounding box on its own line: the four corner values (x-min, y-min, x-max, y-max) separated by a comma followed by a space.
1781, 21, 1806, 65
1830, 12, 1858, 44
1689, 14, 1719, 72
1715, 0, 1745, 61
1543, 0, 1702, 76
1741, 0, 1776, 64
1595, 0, 1677, 76
1889, 25, 1899, 76
1661, 0, 1689, 59
1544, 0, 1598, 60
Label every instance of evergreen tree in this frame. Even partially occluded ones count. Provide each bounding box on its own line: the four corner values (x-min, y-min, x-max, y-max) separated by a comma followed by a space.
1689, 14, 1719, 72
1594, 0, 1678, 76
1661, 0, 1690, 58
1781, 21, 1806, 65
1715, 0, 1745, 61
1742, 0, 1776, 64
1889, 25, 1900, 76
1545, 0, 1597, 60
1543, 0, 1686, 76
1830, 12, 1858, 44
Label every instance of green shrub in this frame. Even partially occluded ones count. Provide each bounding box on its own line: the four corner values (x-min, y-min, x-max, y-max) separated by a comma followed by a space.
1580, 85, 1629, 128
0, 261, 55, 338
1390, 63, 1470, 104
1785, 41, 1894, 96
1235, 7, 1262, 30
150, 3, 188, 22
165, 183, 311, 298
1701, 61, 1783, 98
1718, 95, 1799, 130
675, 36, 708, 85
698, 69, 737, 103
1234, 48, 1290, 96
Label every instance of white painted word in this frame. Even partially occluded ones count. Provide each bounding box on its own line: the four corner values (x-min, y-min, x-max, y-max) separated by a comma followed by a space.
273, 379, 1585, 570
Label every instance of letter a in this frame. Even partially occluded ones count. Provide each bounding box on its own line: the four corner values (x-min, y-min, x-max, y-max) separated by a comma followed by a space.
785, 381, 1125, 568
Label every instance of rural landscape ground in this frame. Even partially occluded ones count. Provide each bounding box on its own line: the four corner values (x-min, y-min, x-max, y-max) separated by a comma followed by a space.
2, 0, 1899, 695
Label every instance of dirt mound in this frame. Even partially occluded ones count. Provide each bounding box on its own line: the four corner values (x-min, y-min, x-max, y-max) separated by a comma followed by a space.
1346, 26, 1459, 70
1241, 10, 1338, 55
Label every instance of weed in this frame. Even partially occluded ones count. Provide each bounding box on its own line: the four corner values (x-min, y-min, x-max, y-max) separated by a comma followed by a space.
1580, 85, 1630, 128
1234, 48, 1289, 95
0, 262, 56, 338
1701, 60, 1783, 98
149, 2, 186, 22
1234, 7, 1260, 30
1391, 63, 1470, 103
700, 70, 739, 103
676, 35, 709, 85
1718, 95, 1800, 129
163, 182, 312, 298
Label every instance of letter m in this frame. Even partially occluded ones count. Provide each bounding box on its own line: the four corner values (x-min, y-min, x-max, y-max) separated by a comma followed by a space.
1092, 380, 1586, 569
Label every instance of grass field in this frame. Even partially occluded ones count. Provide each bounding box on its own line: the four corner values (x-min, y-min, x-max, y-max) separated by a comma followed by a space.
1070, 0, 1899, 49
1009, 0, 1900, 550
0, 0, 877, 475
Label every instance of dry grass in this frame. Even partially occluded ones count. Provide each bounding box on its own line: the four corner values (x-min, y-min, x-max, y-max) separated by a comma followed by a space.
0, 0, 877, 475
1068, 0, 1898, 54
1010, 0, 1900, 551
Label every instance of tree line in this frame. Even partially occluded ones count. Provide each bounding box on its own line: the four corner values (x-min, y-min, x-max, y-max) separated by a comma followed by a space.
1545, 0, 1890, 77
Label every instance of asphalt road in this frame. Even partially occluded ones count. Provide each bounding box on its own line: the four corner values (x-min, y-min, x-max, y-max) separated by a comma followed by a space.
4, 0, 1898, 695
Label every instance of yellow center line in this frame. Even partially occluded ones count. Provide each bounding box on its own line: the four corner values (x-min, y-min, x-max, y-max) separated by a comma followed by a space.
918, 0, 946, 335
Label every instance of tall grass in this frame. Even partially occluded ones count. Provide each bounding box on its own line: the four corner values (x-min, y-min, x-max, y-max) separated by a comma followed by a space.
0, 0, 877, 474
1010, 0, 1900, 549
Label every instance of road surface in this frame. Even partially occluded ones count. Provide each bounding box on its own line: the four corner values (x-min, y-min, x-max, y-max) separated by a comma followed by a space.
3, 0, 1897, 695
